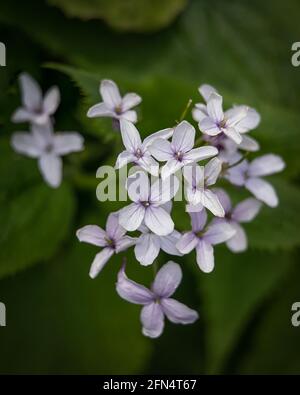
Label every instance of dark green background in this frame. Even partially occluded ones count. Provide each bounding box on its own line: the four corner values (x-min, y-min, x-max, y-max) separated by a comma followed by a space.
0, 0, 300, 374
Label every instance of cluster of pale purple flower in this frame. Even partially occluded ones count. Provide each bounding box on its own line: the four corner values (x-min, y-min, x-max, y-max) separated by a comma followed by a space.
11, 76, 285, 338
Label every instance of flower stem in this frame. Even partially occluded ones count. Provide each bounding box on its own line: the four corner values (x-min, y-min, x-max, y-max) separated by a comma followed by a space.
177, 99, 193, 123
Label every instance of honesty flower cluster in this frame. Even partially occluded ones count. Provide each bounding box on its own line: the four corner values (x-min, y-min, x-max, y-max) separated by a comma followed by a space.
75, 80, 285, 338
11, 73, 84, 188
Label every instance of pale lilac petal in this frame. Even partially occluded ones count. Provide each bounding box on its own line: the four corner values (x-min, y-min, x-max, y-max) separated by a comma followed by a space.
141, 302, 164, 338
199, 84, 217, 102
232, 198, 262, 223
226, 106, 248, 127
136, 155, 159, 177
231, 106, 260, 133
100, 79, 122, 109
183, 164, 204, 189
87, 102, 114, 118
11, 132, 42, 158
120, 110, 138, 123
144, 206, 174, 236
204, 157, 222, 186
19, 73, 42, 111
53, 132, 84, 155
161, 159, 183, 179
248, 154, 285, 177
223, 127, 242, 144
206, 93, 224, 123
239, 135, 260, 152
106, 212, 126, 240
201, 189, 225, 217
150, 175, 179, 204
226, 222, 247, 252
121, 92, 142, 112
116, 264, 154, 304
184, 146, 218, 163
126, 171, 150, 202
245, 177, 278, 207
190, 209, 207, 232
152, 261, 182, 298
11, 108, 32, 123
31, 123, 53, 148
213, 188, 232, 213
196, 240, 214, 273
176, 231, 198, 254
148, 138, 173, 161
172, 121, 195, 152
192, 104, 207, 122
120, 119, 142, 152
199, 117, 220, 136
134, 233, 160, 266
161, 298, 199, 324
161, 200, 172, 214
160, 230, 183, 256
43, 86, 60, 114
143, 128, 173, 148
115, 236, 136, 253
38, 154, 62, 188
225, 160, 248, 186
89, 248, 114, 278
186, 202, 204, 213
115, 151, 135, 169
76, 225, 107, 247
204, 221, 236, 245
119, 203, 145, 231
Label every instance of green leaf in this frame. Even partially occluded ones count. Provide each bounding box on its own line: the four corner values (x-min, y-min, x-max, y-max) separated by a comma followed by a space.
47, 0, 188, 32
200, 248, 294, 373
0, 182, 75, 278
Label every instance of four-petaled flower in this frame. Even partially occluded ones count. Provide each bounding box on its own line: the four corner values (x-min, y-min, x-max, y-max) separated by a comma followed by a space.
76, 213, 136, 279
116, 261, 199, 338
87, 79, 142, 124
11, 123, 84, 188
183, 158, 224, 217
176, 209, 236, 273
119, 171, 179, 236
149, 120, 218, 179
225, 154, 285, 207
115, 119, 173, 176
12, 72, 60, 126
213, 189, 262, 252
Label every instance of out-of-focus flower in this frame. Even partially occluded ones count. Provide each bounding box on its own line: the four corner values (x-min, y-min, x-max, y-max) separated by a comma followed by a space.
149, 120, 218, 179
183, 158, 224, 217
11, 123, 84, 188
176, 209, 235, 273
12, 72, 60, 125
225, 154, 285, 207
76, 213, 136, 279
116, 261, 199, 338
119, 171, 179, 236
115, 120, 173, 176
87, 79, 142, 123
213, 189, 262, 252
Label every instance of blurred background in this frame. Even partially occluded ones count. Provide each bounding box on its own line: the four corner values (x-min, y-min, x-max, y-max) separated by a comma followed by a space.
0, 0, 300, 374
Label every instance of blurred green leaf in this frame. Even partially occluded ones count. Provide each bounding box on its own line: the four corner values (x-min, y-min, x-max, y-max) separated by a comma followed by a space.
0, 182, 75, 278
48, 0, 188, 32
199, 248, 294, 373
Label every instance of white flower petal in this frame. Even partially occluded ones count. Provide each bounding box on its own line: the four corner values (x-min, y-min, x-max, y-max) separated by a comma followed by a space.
161, 159, 183, 179
87, 102, 114, 118
121, 92, 142, 112
19, 73, 42, 111
206, 93, 224, 123
161, 298, 199, 324
38, 154, 62, 188
204, 221, 236, 245
141, 302, 164, 338
176, 231, 198, 254
199, 84, 218, 102
231, 106, 260, 133
152, 261, 182, 298
43, 86, 60, 114
239, 135, 260, 152
134, 233, 160, 266
150, 175, 179, 204
148, 138, 173, 161
204, 157, 222, 186
106, 212, 126, 240
192, 104, 207, 122
160, 230, 183, 256
223, 127, 242, 144
143, 128, 173, 148
196, 240, 214, 273
172, 121, 195, 152
232, 198, 262, 223
184, 146, 218, 163
144, 206, 174, 236
245, 177, 279, 207
120, 119, 142, 152
115, 236, 136, 253
126, 170, 150, 202
183, 163, 204, 188
11, 108, 32, 123
136, 155, 159, 177
11, 132, 42, 158
248, 154, 285, 177
53, 132, 84, 155
76, 225, 107, 247
213, 188, 232, 213
201, 189, 225, 217
226, 222, 247, 253
190, 209, 207, 232
115, 151, 135, 169
119, 203, 145, 231
199, 117, 220, 136
226, 106, 248, 127
100, 79, 122, 109
120, 110, 138, 123
89, 248, 114, 279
